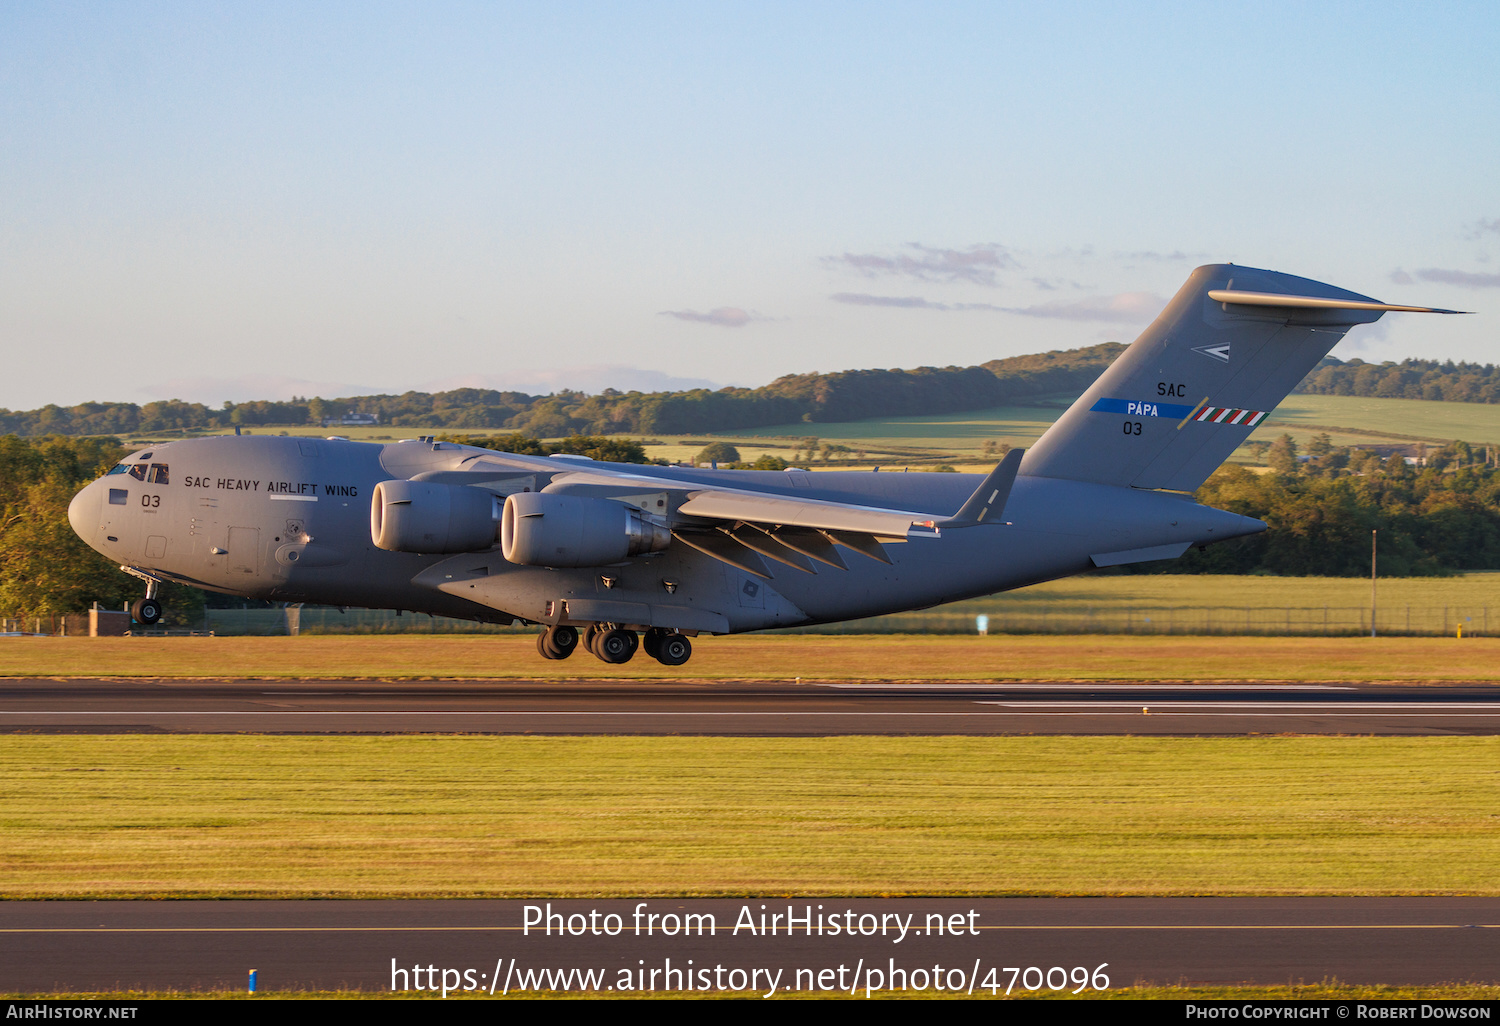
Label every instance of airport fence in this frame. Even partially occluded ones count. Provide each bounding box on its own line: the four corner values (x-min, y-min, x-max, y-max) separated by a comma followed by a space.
6, 604, 1493, 638
189, 604, 1500, 637
776, 605, 1494, 638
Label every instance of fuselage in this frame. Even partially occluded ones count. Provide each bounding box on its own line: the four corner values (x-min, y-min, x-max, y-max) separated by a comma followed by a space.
68, 435, 1264, 633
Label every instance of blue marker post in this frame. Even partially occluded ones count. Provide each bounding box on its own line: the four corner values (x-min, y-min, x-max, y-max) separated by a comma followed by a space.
976, 614, 989, 637
248, 969, 257, 994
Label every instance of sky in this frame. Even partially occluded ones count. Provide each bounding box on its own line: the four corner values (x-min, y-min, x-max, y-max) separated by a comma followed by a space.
1, 1, 1497, 409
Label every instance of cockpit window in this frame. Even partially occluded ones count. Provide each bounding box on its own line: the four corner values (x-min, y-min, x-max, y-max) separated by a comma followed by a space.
106, 464, 129, 475
147, 463, 169, 484
128, 464, 147, 481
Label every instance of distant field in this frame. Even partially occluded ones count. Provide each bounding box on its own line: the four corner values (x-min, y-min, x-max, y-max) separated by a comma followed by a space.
5, 634, 1500, 680
129, 393, 1500, 470
1244, 394, 1500, 448
2, 735, 1496, 897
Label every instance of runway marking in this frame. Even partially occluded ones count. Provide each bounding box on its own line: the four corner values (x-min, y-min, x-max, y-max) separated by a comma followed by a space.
817, 683, 1353, 691
8, 708, 1500, 717
7, 709, 1500, 718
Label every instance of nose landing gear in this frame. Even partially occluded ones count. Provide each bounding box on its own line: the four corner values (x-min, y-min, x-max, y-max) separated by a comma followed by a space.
128, 575, 163, 626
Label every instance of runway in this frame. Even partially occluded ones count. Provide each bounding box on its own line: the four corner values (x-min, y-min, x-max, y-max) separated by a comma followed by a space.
5, 679, 1497, 997
3, 898, 1497, 994
2, 678, 1500, 735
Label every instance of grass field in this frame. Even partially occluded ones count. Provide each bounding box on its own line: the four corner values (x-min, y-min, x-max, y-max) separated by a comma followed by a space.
2, 735, 1496, 898
133, 393, 1500, 470
6, 633, 1500, 680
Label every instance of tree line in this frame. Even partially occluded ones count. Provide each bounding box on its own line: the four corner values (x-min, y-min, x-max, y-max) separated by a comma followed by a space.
1294, 356, 1500, 404
0, 345, 1126, 438
11, 350, 1500, 443
10, 429, 1500, 619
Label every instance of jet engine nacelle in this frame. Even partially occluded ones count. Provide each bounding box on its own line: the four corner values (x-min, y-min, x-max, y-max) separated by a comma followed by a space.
370, 480, 502, 554
501, 491, 671, 568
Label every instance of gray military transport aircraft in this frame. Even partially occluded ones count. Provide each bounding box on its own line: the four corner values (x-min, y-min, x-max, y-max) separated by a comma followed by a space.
68, 264, 1464, 665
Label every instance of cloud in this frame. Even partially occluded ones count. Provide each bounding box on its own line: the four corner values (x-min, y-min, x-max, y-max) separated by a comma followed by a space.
830, 293, 1011, 312
1412, 268, 1500, 289
825, 243, 1016, 286
1117, 249, 1208, 262
658, 306, 763, 327
1465, 218, 1500, 240
1390, 269, 1415, 285
1001, 292, 1167, 323
830, 293, 948, 309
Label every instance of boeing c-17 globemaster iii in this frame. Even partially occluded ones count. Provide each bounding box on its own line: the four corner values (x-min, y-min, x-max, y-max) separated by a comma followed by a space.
68, 265, 1465, 666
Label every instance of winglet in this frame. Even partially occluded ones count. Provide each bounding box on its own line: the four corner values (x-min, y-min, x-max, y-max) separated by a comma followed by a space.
937, 448, 1023, 528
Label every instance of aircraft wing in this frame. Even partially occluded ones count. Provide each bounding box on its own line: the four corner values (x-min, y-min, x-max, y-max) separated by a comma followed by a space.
390, 450, 1015, 579
540, 467, 943, 577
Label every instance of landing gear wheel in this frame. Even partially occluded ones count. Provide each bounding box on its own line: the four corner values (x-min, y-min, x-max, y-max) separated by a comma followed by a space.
131, 597, 163, 626
583, 623, 602, 656
653, 632, 692, 667
642, 628, 667, 660
536, 625, 579, 660
592, 628, 637, 664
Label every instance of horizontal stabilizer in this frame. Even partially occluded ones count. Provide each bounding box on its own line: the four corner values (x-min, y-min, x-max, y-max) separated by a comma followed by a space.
1207, 290, 1469, 315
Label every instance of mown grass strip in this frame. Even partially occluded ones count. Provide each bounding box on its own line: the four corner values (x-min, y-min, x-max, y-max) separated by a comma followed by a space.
2, 736, 1497, 898
4, 634, 1500, 680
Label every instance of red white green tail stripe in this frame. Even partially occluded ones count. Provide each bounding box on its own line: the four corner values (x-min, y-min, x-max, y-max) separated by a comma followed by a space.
1193, 406, 1267, 426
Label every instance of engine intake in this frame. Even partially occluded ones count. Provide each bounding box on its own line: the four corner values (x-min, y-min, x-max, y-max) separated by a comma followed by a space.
370, 480, 502, 554
502, 491, 670, 567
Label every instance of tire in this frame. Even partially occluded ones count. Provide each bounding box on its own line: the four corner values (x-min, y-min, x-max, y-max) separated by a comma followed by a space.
642, 628, 665, 660
537, 625, 580, 660
594, 628, 636, 664
654, 633, 692, 666
550, 625, 579, 658
132, 598, 163, 626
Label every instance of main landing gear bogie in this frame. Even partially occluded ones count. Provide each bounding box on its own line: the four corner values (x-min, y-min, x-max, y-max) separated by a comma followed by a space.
643, 627, 691, 666
540, 624, 694, 666
536, 624, 579, 660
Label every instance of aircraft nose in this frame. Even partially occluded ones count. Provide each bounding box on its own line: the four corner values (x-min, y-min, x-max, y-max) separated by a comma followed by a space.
67, 482, 96, 543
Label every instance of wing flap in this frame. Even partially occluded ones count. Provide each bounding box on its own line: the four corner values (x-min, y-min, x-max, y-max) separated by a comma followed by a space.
676, 489, 931, 536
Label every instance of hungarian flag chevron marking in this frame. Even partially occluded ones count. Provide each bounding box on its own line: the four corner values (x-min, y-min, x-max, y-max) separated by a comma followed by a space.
1193, 406, 1267, 426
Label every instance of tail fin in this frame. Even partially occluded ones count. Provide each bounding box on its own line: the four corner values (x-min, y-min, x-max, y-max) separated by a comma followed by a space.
1020, 264, 1465, 492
